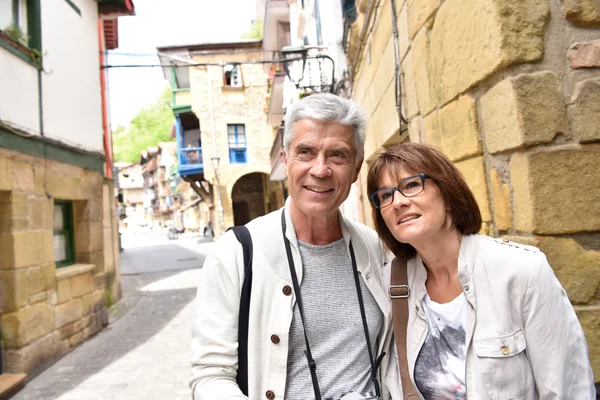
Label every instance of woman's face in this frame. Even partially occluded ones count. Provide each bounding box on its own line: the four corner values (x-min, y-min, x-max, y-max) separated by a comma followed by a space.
378, 167, 452, 247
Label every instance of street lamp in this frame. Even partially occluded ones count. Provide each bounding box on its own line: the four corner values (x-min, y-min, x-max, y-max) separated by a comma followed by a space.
211, 156, 224, 236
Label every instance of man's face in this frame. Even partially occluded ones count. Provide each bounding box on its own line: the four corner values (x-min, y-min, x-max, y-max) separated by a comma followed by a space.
283, 119, 363, 220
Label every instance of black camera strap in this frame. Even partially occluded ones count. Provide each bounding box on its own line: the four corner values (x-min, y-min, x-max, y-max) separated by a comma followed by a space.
281, 210, 381, 399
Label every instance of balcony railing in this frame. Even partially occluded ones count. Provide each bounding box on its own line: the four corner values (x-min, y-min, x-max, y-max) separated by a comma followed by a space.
181, 147, 203, 166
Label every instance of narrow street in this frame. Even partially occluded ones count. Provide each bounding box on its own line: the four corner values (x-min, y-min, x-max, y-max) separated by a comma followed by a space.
10, 231, 213, 400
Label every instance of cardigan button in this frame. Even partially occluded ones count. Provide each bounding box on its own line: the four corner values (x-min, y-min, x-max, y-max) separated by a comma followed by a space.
270, 334, 280, 344
282, 285, 292, 296
266, 390, 275, 399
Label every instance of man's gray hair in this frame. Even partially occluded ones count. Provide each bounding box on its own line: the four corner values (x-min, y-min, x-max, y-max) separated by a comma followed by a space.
283, 93, 367, 161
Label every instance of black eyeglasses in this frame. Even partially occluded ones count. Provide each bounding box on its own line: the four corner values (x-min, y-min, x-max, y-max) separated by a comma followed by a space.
368, 173, 431, 209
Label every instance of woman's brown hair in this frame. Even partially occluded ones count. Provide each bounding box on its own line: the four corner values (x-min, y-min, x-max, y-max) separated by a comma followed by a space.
367, 143, 482, 260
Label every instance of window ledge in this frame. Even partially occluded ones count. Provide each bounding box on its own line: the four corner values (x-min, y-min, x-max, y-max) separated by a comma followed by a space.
55, 263, 95, 280
0, 31, 42, 70
222, 85, 245, 91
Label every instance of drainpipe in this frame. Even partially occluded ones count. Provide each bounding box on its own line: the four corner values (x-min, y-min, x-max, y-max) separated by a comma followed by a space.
207, 70, 224, 235
98, 20, 113, 179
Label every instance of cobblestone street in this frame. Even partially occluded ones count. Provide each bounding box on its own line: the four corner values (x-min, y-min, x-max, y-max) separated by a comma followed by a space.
10, 232, 213, 400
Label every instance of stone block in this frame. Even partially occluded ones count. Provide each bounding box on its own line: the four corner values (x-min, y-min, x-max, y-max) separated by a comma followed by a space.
28, 291, 47, 305
74, 198, 102, 223
408, 117, 421, 143
408, 0, 437, 38
40, 263, 56, 292
568, 40, 600, 69
455, 156, 492, 221
1, 303, 55, 347
489, 169, 512, 231
12, 162, 34, 192
81, 290, 104, 316
29, 197, 46, 229
0, 269, 28, 312
0, 157, 13, 190
571, 78, 600, 143
70, 272, 95, 298
0, 231, 53, 269
438, 95, 482, 161
57, 321, 79, 341
56, 278, 71, 304
412, 29, 436, 115
575, 305, 600, 377
27, 266, 43, 296
33, 166, 46, 195
54, 299, 82, 328
481, 72, 568, 154
103, 228, 115, 273
401, 50, 419, 119
10, 192, 29, 218
535, 237, 600, 304
3, 332, 57, 374
68, 332, 83, 348
423, 111, 441, 149
430, 0, 549, 105
75, 221, 104, 254
562, 0, 600, 28
510, 145, 600, 234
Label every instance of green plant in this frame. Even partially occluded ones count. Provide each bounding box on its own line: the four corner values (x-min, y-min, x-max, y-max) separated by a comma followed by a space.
2, 23, 28, 46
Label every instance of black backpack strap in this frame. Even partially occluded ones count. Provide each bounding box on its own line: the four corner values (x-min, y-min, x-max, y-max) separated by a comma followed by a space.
227, 226, 253, 396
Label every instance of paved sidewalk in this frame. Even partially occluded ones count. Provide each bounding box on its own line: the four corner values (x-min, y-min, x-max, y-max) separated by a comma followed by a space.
10, 233, 213, 400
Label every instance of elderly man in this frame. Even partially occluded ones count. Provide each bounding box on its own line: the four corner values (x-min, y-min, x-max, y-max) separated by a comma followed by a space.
190, 93, 393, 400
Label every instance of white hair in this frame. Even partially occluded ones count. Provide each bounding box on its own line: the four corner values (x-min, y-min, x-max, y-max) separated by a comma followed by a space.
283, 93, 367, 161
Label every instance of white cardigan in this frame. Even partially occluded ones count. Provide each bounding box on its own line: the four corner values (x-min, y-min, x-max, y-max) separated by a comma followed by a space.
190, 200, 393, 400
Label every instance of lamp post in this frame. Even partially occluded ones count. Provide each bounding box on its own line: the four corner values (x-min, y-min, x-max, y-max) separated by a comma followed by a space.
211, 156, 224, 236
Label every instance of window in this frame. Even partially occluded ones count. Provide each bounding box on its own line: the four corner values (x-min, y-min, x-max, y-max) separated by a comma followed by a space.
223, 64, 242, 87
228, 124, 247, 164
0, 0, 28, 45
53, 201, 75, 268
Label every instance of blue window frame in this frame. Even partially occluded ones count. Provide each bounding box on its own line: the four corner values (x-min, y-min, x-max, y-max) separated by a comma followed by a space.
228, 124, 247, 164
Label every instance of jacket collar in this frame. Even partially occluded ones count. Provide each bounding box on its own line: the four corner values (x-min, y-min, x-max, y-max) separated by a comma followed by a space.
409, 234, 480, 303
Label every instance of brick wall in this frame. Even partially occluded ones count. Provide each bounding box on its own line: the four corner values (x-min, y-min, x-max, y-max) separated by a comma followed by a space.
348, 0, 600, 375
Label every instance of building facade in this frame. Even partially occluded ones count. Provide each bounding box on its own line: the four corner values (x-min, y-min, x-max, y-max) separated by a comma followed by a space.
345, 0, 600, 377
0, 0, 133, 391
264, 0, 363, 219
157, 40, 284, 237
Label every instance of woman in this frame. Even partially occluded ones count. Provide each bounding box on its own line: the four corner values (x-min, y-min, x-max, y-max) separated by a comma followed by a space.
367, 143, 596, 399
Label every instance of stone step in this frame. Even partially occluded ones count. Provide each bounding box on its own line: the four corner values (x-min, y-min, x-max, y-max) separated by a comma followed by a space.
0, 373, 27, 400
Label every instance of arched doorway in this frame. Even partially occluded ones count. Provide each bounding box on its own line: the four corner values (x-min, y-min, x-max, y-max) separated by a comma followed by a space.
231, 173, 270, 226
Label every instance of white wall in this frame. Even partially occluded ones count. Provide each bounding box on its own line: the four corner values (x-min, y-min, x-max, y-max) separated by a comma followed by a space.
41, 0, 104, 152
0, 47, 40, 134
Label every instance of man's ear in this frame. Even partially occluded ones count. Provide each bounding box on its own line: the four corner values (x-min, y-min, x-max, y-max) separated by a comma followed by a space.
352, 157, 364, 183
283, 149, 289, 177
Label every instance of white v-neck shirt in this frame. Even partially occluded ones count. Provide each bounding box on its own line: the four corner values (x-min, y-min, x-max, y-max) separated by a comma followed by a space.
414, 292, 468, 399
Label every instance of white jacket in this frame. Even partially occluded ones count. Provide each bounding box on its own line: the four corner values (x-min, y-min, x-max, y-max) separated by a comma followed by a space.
384, 234, 596, 399
190, 202, 393, 400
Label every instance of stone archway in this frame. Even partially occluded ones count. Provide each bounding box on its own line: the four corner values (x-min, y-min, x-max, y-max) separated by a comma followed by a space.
230, 173, 270, 226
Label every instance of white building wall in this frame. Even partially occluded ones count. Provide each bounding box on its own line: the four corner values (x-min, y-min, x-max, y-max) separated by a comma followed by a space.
0, 47, 40, 134
41, 0, 104, 153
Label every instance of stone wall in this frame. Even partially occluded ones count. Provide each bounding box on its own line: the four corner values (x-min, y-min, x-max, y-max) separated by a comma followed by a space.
0, 147, 119, 376
189, 48, 282, 234
348, 0, 600, 376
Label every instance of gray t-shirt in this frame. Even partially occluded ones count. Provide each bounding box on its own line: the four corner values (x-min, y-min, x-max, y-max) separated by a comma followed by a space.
284, 238, 383, 400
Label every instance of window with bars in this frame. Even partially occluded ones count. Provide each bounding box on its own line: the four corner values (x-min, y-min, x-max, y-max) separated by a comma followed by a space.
53, 200, 75, 268
228, 124, 247, 164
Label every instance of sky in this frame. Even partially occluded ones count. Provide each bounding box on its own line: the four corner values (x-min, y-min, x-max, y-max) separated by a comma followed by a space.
107, 0, 258, 130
